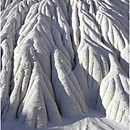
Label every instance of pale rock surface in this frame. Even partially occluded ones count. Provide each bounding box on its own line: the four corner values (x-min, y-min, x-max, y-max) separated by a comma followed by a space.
0, 0, 129, 130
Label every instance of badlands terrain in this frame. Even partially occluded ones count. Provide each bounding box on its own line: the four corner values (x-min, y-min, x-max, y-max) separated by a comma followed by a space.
0, 0, 129, 129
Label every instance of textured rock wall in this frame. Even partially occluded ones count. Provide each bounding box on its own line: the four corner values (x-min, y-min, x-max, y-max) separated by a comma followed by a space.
0, 0, 129, 129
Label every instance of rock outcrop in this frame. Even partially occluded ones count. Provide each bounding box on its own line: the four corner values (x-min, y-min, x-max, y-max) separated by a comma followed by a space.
0, 0, 129, 129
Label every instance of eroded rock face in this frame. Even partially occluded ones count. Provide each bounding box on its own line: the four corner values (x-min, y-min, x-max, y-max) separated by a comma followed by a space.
0, 0, 129, 129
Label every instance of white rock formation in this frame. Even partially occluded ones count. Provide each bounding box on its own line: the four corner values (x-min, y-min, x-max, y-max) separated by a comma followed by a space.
0, 0, 129, 129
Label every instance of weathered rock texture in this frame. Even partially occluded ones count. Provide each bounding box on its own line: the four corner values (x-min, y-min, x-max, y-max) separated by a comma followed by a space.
0, 0, 129, 129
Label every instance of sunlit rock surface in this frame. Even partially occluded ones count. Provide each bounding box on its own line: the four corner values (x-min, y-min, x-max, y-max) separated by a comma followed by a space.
0, 0, 129, 130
